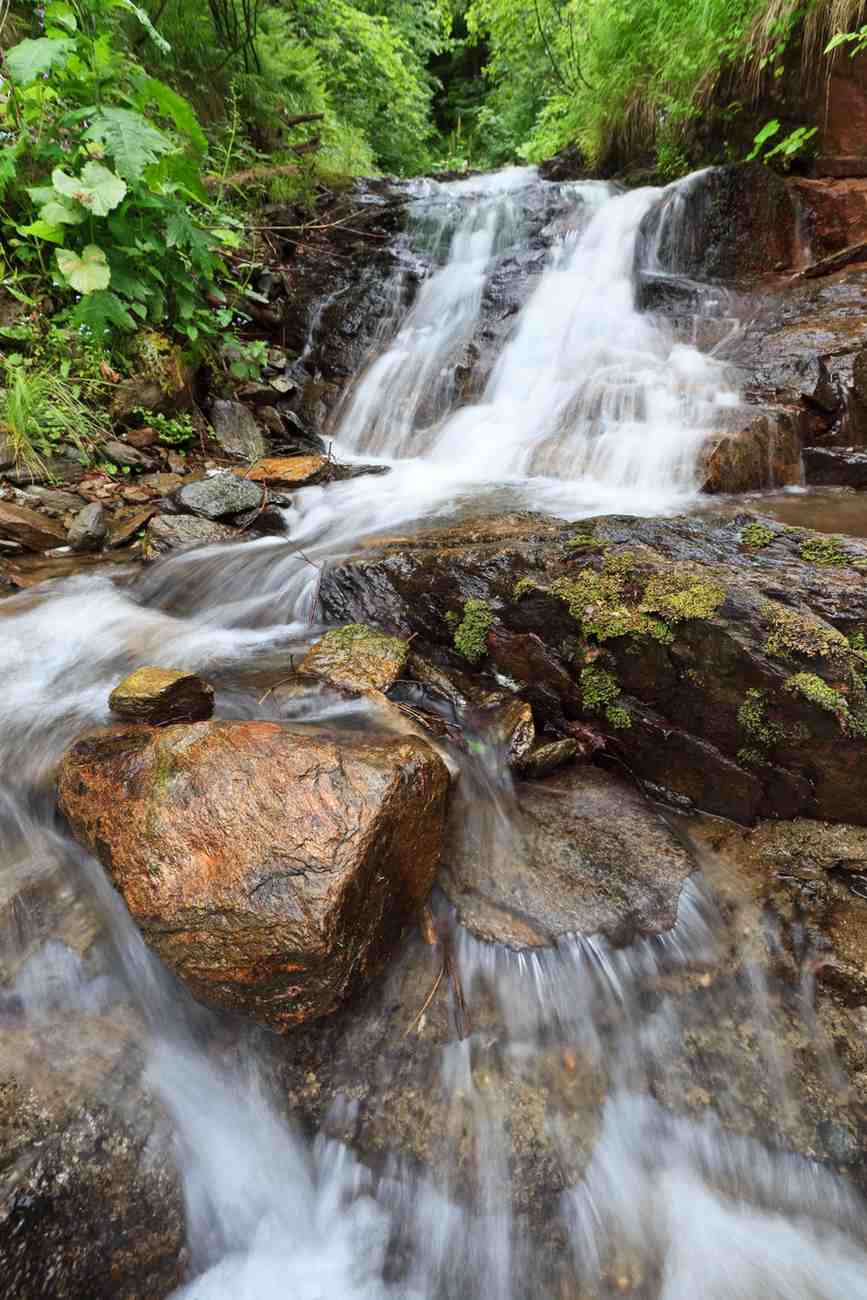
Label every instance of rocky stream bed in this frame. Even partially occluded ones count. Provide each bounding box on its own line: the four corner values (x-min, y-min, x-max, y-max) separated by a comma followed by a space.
4, 162, 867, 1298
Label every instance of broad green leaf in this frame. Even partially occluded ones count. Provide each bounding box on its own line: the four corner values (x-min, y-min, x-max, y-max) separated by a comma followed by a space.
39, 197, 86, 226
136, 77, 206, 152
44, 3, 78, 34
27, 185, 59, 206
69, 290, 136, 337
52, 163, 127, 216
111, 0, 172, 53
5, 37, 74, 84
85, 107, 173, 183
56, 245, 111, 294
17, 220, 66, 245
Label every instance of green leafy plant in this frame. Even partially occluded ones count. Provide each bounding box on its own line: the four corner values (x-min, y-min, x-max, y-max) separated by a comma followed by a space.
133, 406, 196, 446
0, 361, 111, 472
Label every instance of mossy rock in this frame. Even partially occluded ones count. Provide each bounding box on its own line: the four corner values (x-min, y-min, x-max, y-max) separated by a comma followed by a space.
300, 624, 409, 695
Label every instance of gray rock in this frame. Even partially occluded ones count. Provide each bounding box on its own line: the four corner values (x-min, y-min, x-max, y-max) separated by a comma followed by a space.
67, 503, 107, 553
209, 400, 267, 461
172, 472, 264, 521
144, 513, 241, 558
99, 440, 154, 471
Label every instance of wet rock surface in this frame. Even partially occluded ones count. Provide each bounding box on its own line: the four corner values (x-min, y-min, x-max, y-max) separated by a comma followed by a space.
0, 1010, 184, 1300
803, 445, 867, 488
143, 513, 241, 557
318, 509, 867, 825
208, 399, 267, 461
57, 721, 450, 1029
67, 502, 107, 553
443, 765, 695, 947
0, 501, 68, 552
170, 472, 264, 521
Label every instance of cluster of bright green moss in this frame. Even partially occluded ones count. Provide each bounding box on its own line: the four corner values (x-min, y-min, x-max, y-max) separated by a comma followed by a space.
737, 689, 782, 748
453, 599, 493, 664
513, 577, 538, 601
740, 523, 775, 551
579, 665, 631, 729
548, 551, 725, 648
784, 672, 867, 737
763, 605, 850, 663
565, 531, 605, 554
799, 535, 851, 567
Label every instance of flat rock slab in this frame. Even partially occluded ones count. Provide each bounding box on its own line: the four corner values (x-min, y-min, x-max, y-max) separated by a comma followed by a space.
57, 721, 450, 1029
0, 501, 67, 552
209, 399, 267, 461
244, 455, 331, 488
443, 765, 695, 948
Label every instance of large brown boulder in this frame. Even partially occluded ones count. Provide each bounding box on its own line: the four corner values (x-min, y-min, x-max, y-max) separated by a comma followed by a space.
57, 721, 450, 1029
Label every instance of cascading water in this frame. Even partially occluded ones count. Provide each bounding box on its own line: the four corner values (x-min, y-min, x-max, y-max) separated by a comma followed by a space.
2, 166, 867, 1300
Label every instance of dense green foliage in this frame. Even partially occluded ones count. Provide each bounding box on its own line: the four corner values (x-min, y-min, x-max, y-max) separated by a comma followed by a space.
458, 0, 867, 173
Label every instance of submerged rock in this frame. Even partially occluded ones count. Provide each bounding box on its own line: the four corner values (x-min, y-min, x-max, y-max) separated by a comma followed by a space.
443, 765, 694, 948
108, 667, 214, 725
318, 510, 867, 825
299, 624, 409, 695
57, 722, 450, 1028
803, 445, 867, 488
0, 1008, 184, 1300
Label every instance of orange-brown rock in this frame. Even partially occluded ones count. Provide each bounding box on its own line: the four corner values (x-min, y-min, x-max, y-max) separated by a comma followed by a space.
700, 410, 802, 494
244, 455, 330, 488
57, 721, 450, 1029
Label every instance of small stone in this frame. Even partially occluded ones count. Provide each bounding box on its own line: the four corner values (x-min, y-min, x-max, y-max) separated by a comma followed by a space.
109, 667, 214, 725
68, 502, 107, 553
140, 473, 185, 496
144, 514, 241, 558
100, 439, 155, 471
22, 486, 84, 517
0, 501, 68, 552
209, 400, 267, 461
300, 624, 409, 695
258, 406, 285, 436
171, 472, 264, 521
485, 699, 536, 767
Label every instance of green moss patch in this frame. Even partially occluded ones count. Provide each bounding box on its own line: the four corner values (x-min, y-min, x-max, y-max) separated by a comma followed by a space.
580, 664, 631, 728
764, 605, 849, 663
740, 523, 775, 550
454, 599, 494, 664
799, 535, 851, 567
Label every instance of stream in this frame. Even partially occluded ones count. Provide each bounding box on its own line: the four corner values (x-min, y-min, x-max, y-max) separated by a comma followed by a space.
3, 166, 867, 1298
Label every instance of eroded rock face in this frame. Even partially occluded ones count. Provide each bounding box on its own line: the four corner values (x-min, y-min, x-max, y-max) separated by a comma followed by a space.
699, 408, 804, 493
57, 722, 450, 1028
443, 765, 695, 948
635, 163, 798, 286
318, 510, 867, 825
108, 667, 215, 725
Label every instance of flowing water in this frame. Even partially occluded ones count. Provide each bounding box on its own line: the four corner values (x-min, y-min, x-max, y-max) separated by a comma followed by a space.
2, 166, 867, 1298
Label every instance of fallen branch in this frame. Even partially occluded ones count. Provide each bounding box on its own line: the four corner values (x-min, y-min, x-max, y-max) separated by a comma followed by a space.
284, 112, 325, 129
204, 162, 299, 191
794, 238, 867, 281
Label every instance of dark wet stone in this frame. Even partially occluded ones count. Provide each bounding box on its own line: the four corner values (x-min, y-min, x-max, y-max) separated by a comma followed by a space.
144, 514, 241, 557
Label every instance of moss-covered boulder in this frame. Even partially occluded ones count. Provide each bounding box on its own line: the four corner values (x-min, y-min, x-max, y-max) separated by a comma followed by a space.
317, 510, 867, 825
